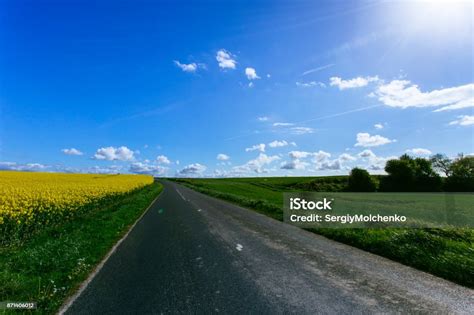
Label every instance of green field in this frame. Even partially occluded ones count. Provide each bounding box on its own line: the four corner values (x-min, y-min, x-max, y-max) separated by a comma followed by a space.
0, 182, 162, 314
174, 177, 474, 288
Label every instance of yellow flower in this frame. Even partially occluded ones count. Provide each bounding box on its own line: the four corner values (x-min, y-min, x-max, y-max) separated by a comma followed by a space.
0, 171, 153, 233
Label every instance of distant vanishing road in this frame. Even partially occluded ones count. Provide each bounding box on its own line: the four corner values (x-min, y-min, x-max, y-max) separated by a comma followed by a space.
63, 180, 474, 314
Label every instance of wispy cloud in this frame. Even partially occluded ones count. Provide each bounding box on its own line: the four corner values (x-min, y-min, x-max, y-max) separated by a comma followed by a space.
449, 115, 474, 126
301, 63, 335, 76
245, 143, 266, 152
290, 127, 314, 135
100, 102, 182, 128
326, 31, 383, 57
296, 81, 326, 88
273, 122, 294, 127
297, 105, 381, 124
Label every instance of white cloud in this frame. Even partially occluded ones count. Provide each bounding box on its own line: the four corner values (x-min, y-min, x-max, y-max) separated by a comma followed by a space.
449, 115, 474, 126
216, 49, 236, 69
268, 140, 292, 148
338, 153, 356, 161
93, 146, 134, 161
129, 162, 167, 176
375, 80, 474, 111
245, 67, 260, 80
0, 162, 47, 171
316, 159, 341, 170
233, 153, 280, 174
406, 148, 432, 155
358, 149, 376, 158
282, 150, 350, 172
374, 123, 384, 130
174, 60, 198, 73
87, 165, 123, 174
280, 159, 308, 170
257, 116, 269, 122
287, 150, 331, 163
291, 127, 315, 135
217, 153, 230, 161
156, 155, 171, 164
312, 150, 332, 162
61, 148, 83, 156
248, 82, 254, 88
288, 151, 312, 159
178, 163, 207, 176
296, 81, 326, 88
355, 133, 394, 147
330, 76, 379, 90
245, 143, 266, 152
357, 150, 396, 171
273, 122, 294, 127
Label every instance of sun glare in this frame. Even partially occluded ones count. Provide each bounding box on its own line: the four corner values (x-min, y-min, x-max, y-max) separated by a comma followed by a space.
385, 0, 472, 41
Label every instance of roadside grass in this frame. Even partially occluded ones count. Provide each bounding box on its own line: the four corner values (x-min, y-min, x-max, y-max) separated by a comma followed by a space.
0, 182, 162, 314
174, 178, 474, 288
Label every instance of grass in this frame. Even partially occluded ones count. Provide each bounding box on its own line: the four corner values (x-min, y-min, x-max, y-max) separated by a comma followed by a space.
173, 177, 474, 288
0, 182, 162, 314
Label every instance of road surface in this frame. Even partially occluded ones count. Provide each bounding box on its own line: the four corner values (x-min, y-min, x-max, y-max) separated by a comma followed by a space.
63, 180, 474, 314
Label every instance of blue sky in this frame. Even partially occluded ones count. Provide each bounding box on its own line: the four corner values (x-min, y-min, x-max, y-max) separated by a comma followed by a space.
0, 0, 473, 177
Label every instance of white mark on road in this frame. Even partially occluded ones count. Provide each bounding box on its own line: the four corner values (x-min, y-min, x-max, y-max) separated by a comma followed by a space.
197, 209, 202, 212
236, 244, 243, 251
176, 189, 186, 201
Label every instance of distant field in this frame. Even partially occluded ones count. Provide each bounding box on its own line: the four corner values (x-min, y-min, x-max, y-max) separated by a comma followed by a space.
174, 177, 474, 288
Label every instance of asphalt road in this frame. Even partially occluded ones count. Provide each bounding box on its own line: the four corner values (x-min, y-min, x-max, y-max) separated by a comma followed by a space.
64, 180, 474, 314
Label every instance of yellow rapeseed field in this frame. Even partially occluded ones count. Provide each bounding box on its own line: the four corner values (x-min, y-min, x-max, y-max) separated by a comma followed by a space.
0, 171, 153, 242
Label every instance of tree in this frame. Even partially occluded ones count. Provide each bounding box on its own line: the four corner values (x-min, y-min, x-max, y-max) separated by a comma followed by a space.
347, 168, 377, 192
380, 156, 415, 191
444, 155, 474, 192
412, 157, 443, 192
380, 154, 441, 192
430, 154, 452, 177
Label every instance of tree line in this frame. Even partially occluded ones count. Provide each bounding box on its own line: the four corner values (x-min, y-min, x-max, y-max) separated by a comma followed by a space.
348, 154, 474, 192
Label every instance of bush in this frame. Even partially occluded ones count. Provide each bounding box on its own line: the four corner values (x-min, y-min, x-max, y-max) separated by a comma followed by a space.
347, 168, 377, 192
